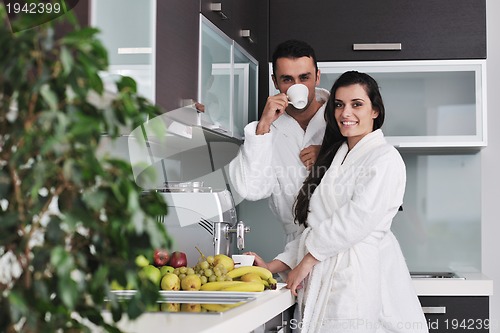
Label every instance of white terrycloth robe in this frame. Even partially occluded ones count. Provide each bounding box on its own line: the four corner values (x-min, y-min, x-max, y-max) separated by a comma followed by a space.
278, 130, 428, 333
228, 88, 329, 246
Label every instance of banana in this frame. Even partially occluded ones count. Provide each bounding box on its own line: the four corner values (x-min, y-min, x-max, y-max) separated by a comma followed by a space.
226, 266, 273, 281
200, 281, 244, 291
201, 303, 240, 312
221, 281, 265, 292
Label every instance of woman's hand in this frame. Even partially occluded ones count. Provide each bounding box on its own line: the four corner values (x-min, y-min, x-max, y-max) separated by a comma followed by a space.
286, 253, 319, 296
244, 251, 290, 274
244, 251, 267, 268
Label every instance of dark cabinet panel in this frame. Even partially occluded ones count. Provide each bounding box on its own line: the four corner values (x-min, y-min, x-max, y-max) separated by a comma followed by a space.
201, 0, 266, 59
270, 0, 486, 61
419, 296, 489, 332
156, 1, 199, 113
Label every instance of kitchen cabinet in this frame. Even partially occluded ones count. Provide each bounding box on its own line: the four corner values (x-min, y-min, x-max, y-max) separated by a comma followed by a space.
420, 296, 489, 332
269, 0, 486, 61
200, 16, 259, 139
90, 0, 199, 113
91, 0, 156, 103
200, 0, 264, 59
270, 60, 487, 149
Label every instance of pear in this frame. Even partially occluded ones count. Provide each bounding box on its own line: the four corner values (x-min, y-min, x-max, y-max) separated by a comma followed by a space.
161, 273, 181, 291
181, 274, 202, 291
141, 265, 162, 286
160, 265, 175, 276
213, 254, 234, 272
181, 303, 202, 312
161, 303, 180, 312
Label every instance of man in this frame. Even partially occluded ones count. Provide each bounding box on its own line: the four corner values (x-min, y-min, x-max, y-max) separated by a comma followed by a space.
229, 40, 329, 246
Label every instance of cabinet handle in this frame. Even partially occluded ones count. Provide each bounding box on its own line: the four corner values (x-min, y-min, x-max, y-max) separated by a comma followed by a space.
210, 3, 228, 20
422, 306, 447, 314
240, 29, 256, 44
353, 43, 402, 51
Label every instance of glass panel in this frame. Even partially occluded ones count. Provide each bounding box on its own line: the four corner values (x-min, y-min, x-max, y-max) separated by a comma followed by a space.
200, 21, 232, 135
92, 0, 155, 102
233, 44, 258, 139
319, 71, 477, 137
392, 153, 481, 272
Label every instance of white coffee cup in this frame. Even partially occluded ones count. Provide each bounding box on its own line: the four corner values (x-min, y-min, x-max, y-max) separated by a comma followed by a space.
232, 254, 255, 268
286, 84, 309, 109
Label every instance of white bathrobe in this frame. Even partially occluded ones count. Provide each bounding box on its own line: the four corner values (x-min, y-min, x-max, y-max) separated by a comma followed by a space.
229, 88, 330, 244
277, 130, 428, 333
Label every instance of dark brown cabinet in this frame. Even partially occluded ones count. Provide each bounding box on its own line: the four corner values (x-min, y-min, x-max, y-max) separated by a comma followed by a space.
156, 1, 200, 113
419, 296, 489, 332
200, 0, 266, 59
270, 0, 486, 61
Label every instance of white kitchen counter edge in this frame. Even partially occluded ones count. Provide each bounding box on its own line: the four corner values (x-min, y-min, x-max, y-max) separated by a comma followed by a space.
99, 286, 295, 333
412, 272, 493, 296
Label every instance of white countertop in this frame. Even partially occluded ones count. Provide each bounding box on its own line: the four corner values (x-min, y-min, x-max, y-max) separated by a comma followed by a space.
100, 285, 295, 333
97, 273, 493, 333
412, 272, 493, 296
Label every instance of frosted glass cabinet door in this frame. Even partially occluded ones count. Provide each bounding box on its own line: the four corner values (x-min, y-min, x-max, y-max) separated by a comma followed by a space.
200, 18, 232, 136
200, 16, 258, 140
91, 0, 155, 102
271, 60, 487, 148
233, 44, 258, 139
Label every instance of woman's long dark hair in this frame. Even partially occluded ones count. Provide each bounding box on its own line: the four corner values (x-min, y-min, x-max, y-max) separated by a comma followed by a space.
294, 71, 386, 227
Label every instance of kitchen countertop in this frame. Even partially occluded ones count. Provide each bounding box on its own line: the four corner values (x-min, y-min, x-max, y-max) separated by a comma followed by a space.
96, 273, 492, 333
99, 285, 295, 333
412, 272, 493, 296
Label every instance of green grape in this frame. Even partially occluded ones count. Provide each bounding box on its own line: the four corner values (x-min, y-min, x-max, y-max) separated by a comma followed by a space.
178, 273, 186, 280
208, 275, 217, 282
225, 276, 232, 281
173, 268, 180, 276
204, 269, 213, 277
213, 268, 222, 277
200, 276, 208, 284
179, 267, 188, 274
186, 268, 195, 275
216, 276, 225, 282
206, 256, 215, 265
220, 266, 227, 275
200, 261, 209, 270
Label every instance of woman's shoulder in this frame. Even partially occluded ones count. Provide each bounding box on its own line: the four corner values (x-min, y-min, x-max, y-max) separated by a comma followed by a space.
364, 142, 404, 166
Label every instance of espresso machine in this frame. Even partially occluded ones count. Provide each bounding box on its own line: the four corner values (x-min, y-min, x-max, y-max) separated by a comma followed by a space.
156, 182, 250, 266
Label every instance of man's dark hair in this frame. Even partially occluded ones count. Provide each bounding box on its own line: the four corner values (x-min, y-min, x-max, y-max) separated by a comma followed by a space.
272, 39, 318, 75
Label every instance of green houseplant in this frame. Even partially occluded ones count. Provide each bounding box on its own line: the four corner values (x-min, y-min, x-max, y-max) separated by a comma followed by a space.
0, 7, 171, 332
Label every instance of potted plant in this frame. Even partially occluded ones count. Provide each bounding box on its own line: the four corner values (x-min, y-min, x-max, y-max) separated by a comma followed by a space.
0, 7, 170, 332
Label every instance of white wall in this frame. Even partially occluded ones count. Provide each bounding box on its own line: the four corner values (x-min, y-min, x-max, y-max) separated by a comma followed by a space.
483, 0, 500, 330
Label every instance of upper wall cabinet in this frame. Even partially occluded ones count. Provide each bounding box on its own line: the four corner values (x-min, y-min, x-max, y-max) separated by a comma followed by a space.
201, 0, 262, 59
270, 0, 486, 61
91, 0, 156, 102
270, 60, 487, 149
91, 0, 200, 113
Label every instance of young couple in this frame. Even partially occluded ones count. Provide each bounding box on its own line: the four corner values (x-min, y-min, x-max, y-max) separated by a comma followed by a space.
229, 40, 428, 333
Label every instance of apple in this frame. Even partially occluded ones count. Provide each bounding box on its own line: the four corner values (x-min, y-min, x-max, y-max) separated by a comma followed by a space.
153, 248, 170, 267
181, 274, 202, 291
169, 251, 187, 268
161, 273, 181, 291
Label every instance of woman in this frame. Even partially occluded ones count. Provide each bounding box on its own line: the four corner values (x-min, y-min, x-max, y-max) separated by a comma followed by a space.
250, 71, 428, 332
